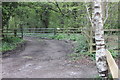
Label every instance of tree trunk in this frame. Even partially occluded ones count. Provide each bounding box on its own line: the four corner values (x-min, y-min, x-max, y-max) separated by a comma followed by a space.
93, 0, 108, 77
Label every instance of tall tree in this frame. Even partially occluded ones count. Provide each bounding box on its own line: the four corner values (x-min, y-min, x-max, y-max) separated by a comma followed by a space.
93, 0, 108, 78
2, 2, 18, 28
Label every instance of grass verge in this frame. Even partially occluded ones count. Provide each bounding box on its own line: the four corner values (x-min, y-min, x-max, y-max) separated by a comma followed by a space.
0, 37, 24, 52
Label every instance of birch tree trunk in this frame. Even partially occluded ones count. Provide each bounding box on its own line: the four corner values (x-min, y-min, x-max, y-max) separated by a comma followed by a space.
93, 0, 108, 77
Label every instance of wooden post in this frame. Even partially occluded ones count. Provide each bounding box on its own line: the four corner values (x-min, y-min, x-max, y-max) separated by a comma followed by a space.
54, 28, 56, 35
14, 29, 17, 37
20, 27, 23, 39
1, 28, 4, 38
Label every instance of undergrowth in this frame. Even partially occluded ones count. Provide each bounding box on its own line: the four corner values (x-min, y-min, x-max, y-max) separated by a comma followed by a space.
0, 37, 24, 52
53, 34, 89, 54
108, 49, 119, 58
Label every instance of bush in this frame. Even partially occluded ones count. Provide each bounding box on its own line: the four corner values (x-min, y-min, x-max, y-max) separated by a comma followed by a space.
0, 37, 24, 52
75, 35, 88, 53
3, 37, 22, 43
53, 34, 89, 54
53, 34, 66, 40
54, 34, 89, 58
1, 42, 15, 52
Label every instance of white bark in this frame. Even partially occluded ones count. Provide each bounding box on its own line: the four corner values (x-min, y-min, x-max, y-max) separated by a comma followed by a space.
93, 0, 108, 77
85, 3, 93, 27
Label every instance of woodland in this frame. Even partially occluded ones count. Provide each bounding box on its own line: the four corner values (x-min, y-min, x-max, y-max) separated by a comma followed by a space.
0, 1, 119, 79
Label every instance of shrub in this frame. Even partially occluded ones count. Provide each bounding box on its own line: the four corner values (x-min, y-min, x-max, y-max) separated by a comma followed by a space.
75, 35, 88, 53
0, 37, 24, 52
53, 34, 66, 40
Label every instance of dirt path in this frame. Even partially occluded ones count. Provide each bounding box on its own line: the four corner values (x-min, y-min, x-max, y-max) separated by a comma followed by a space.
2, 37, 98, 78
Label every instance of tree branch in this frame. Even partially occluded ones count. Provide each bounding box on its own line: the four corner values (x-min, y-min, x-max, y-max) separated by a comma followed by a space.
54, 1, 64, 16
48, 7, 59, 13
85, 2, 93, 27
103, 1, 109, 24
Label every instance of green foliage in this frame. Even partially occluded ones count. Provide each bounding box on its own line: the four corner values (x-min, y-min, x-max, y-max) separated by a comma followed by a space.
75, 35, 88, 53
104, 2, 118, 29
0, 42, 15, 52
0, 37, 24, 52
2, 2, 118, 30
3, 37, 23, 43
9, 16, 15, 29
53, 34, 90, 60
53, 34, 85, 42
53, 34, 66, 40
24, 33, 55, 39
2, 2, 88, 29
2, 2, 18, 27
108, 49, 118, 58
68, 52, 96, 61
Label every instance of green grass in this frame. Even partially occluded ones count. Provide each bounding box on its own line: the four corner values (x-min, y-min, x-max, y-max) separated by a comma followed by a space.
0, 37, 24, 52
68, 53, 82, 61
24, 33, 55, 39
24, 33, 85, 41
53, 34, 78, 41
108, 49, 119, 58
52, 34, 89, 54
50, 33, 90, 60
